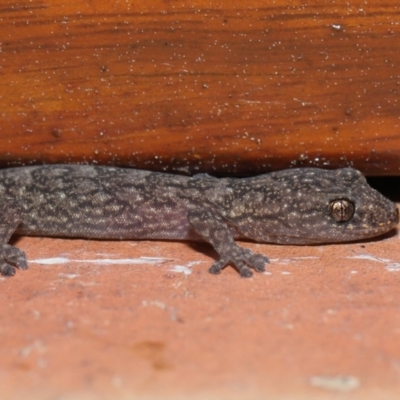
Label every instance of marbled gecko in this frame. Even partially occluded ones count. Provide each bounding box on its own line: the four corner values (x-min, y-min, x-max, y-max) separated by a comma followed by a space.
0, 165, 397, 277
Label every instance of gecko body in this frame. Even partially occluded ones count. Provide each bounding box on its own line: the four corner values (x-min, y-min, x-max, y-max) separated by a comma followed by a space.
0, 165, 397, 277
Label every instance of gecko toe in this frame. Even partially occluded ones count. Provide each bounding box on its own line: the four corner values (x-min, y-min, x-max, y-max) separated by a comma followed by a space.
0, 263, 16, 276
250, 254, 269, 272
254, 264, 266, 272
239, 267, 253, 278
1, 244, 28, 273
240, 249, 269, 273
209, 247, 268, 277
235, 259, 254, 277
209, 260, 224, 275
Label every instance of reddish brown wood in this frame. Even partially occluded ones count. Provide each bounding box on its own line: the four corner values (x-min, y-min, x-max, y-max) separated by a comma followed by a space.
1, 1, 400, 175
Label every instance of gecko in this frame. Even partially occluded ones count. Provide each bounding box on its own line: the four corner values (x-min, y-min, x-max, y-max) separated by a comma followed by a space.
0, 165, 397, 278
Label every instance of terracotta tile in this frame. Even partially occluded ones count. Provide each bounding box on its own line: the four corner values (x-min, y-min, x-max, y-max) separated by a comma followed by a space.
1, 227, 400, 399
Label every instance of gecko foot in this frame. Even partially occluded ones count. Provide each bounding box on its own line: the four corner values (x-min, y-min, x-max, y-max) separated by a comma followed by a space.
209, 246, 269, 278
0, 244, 28, 276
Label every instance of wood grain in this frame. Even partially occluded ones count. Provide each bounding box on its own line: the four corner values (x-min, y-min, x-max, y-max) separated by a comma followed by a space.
1, 1, 400, 175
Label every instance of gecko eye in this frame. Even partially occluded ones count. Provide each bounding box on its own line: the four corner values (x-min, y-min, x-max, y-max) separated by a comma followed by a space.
329, 199, 355, 222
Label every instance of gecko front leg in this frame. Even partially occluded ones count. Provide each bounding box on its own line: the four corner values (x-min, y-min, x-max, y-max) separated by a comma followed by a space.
0, 200, 28, 276
187, 207, 269, 277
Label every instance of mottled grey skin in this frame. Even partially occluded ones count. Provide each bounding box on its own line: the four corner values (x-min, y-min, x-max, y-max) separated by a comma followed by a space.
0, 165, 397, 277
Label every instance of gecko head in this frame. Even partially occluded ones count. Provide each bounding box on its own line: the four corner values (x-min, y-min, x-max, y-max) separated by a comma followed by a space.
256, 168, 399, 244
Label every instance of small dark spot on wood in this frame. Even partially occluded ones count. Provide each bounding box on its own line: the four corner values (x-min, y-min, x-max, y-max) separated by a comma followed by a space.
100, 65, 108, 72
51, 128, 62, 138
345, 108, 352, 116
165, 42, 168, 46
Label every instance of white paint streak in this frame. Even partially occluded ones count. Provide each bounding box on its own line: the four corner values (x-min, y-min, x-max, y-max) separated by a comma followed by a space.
309, 375, 360, 392
346, 254, 400, 272
28, 256, 203, 275
30, 257, 70, 265
292, 256, 320, 260
170, 261, 203, 275
270, 256, 320, 265
58, 273, 79, 279
347, 254, 390, 263
385, 263, 400, 272
29, 256, 171, 265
